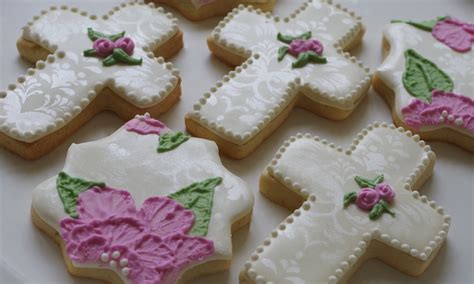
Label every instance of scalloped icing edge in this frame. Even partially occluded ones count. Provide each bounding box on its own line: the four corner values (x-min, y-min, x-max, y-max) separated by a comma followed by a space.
241, 122, 450, 284
187, 0, 372, 146
0, 0, 181, 143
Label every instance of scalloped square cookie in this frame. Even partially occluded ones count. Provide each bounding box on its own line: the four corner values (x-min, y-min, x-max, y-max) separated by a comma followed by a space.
374, 17, 474, 152
31, 114, 254, 283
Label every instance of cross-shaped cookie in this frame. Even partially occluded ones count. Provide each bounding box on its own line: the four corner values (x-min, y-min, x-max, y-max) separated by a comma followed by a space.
186, 0, 371, 159
241, 122, 450, 283
0, 1, 182, 159
32, 113, 254, 283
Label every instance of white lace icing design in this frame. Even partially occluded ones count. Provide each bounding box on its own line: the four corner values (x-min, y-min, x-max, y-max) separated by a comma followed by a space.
188, 0, 371, 145
376, 22, 474, 137
0, 1, 180, 143
31, 114, 254, 283
242, 122, 450, 284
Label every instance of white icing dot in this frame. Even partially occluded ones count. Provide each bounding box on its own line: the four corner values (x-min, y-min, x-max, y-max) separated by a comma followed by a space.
112, 251, 120, 259
121, 267, 130, 277
120, 258, 129, 267
454, 118, 464, 126
109, 260, 117, 268
100, 253, 109, 262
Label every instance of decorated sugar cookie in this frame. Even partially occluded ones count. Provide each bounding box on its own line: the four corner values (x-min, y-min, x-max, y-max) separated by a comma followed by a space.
0, 1, 183, 159
31, 113, 253, 283
241, 122, 450, 283
186, 0, 371, 159
374, 17, 474, 152
147, 0, 276, 21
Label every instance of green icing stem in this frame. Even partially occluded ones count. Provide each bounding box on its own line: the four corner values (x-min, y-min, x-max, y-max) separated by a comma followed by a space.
391, 16, 448, 32
112, 48, 143, 66
402, 49, 453, 103
87, 27, 125, 42
56, 172, 105, 218
169, 177, 223, 236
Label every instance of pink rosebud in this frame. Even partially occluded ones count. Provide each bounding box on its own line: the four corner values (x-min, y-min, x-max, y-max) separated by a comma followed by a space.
356, 188, 380, 211
288, 39, 324, 57
115, 37, 135, 56
92, 38, 115, 57
375, 183, 396, 204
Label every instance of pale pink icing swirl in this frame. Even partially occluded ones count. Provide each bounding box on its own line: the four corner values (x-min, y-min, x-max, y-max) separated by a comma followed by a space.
402, 90, 474, 133
124, 114, 168, 135
60, 187, 214, 283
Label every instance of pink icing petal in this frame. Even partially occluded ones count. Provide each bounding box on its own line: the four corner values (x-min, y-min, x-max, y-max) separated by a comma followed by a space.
70, 235, 108, 262
92, 217, 144, 247
137, 196, 195, 236
68, 224, 102, 243
125, 116, 168, 135
114, 37, 135, 56
76, 187, 137, 220
402, 90, 474, 133
432, 18, 474, 52
60, 218, 84, 238
161, 234, 214, 283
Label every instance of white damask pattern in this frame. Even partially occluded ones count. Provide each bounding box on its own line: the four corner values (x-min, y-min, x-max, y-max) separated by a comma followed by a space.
189, 0, 371, 144
0, 2, 179, 143
243, 124, 449, 283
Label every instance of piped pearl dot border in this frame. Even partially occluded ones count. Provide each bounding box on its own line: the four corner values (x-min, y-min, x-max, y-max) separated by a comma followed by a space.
1, 0, 181, 143
243, 122, 451, 284
189, 0, 372, 145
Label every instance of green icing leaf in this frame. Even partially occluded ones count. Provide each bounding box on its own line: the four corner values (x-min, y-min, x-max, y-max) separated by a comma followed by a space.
369, 202, 384, 220
292, 52, 310, 68
87, 27, 125, 42
403, 49, 454, 103
369, 200, 395, 220
103, 54, 118, 67
391, 16, 448, 32
83, 48, 97, 57
157, 132, 190, 153
168, 177, 223, 236
56, 172, 105, 218
112, 48, 142, 65
354, 174, 384, 188
307, 51, 327, 64
278, 46, 289, 61
343, 192, 357, 207
277, 31, 312, 44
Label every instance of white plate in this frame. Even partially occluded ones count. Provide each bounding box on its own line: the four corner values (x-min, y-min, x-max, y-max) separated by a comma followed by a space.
0, 0, 472, 283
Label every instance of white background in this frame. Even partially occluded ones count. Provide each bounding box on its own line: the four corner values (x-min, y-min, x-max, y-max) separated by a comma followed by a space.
0, 0, 473, 283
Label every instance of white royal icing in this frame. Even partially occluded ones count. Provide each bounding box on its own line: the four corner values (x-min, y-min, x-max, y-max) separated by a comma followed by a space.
376, 22, 474, 136
190, 0, 270, 9
0, 1, 180, 143
188, 0, 371, 145
243, 122, 450, 283
31, 114, 254, 283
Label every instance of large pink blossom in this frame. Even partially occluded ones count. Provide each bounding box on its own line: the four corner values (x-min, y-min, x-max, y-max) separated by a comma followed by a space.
60, 187, 214, 284
288, 39, 324, 57
432, 18, 474, 52
402, 90, 474, 133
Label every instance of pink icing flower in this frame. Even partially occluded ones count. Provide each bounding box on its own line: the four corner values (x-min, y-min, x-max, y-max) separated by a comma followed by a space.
92, 38, 115, 57
402, 90, 474, 133
60, 187, 214, 284
125, 114, 168, 135
114, 37, 135, 56
288, 39, 324, 57
432, 18, 474, 52
356, 188, 380, 211
375, 183, 396, 204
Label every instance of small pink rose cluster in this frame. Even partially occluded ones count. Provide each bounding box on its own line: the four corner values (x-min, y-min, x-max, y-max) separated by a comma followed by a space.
93, 37, 135, 57
356, 183, 395, 211
288, 39, 324, 57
